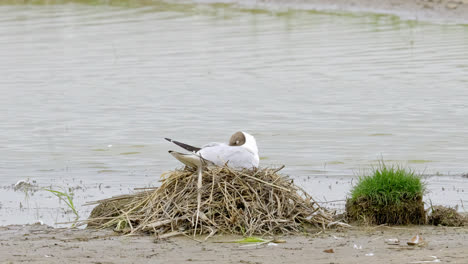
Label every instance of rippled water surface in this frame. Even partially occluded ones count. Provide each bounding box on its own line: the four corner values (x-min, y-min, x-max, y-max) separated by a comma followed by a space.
1, 1, 467, 225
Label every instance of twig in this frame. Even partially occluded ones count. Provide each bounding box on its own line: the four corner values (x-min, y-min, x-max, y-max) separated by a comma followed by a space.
317, 199, 346, 204
194, 164, 203, 237
272, 165, 286, 174
237, 171, 291, 192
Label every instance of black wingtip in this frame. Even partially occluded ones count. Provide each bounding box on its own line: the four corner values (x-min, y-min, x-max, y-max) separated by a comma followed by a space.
165, 138, 201, 153
168, 150, 173, 153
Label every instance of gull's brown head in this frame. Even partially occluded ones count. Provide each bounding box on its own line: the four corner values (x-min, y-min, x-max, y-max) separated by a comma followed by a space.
229, 131, 246, 146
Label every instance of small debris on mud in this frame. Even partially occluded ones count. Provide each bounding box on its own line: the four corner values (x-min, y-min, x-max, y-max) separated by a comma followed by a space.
384, 238, 400, 245
14, 180, 35, 191
407, 235, 426, 246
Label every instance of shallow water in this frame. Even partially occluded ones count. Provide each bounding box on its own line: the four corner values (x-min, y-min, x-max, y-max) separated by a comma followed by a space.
1, 1, 467, 226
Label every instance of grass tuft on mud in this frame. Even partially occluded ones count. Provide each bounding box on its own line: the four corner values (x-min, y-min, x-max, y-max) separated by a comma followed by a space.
346, 162, 425, 225
84, 166, 334, 237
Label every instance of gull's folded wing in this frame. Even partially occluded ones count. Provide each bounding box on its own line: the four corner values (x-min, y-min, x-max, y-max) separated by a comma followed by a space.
168, 151, 214, 168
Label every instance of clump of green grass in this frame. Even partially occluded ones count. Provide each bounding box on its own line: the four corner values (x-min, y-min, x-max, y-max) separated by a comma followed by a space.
346, 162, 426, 225
350, 163, 424, 205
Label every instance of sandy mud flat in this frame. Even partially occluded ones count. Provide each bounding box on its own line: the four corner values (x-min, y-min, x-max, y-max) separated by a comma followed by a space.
1, 223, 467, 263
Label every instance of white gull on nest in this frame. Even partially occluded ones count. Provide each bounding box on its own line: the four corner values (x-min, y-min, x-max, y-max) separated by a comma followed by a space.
165, 131, 259, 170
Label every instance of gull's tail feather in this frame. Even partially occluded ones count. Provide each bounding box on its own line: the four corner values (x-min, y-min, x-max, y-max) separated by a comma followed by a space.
165, 138, 201, 153
168, 151, 214, 168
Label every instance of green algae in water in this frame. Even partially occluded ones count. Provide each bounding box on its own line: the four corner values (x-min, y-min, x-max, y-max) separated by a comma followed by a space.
408, 160, 433, 164
92, 148, 107, 151
97, 169, 121, 173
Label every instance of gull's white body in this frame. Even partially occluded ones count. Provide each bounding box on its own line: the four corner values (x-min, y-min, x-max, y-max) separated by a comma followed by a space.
167, 132, 259, 170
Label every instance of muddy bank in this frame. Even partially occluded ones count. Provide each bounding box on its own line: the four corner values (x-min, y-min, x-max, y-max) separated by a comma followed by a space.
201, 0, 468, 23
1, 223, 467, 263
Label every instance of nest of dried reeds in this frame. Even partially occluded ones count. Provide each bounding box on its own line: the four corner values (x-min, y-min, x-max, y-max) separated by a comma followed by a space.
84, 166, 334, 237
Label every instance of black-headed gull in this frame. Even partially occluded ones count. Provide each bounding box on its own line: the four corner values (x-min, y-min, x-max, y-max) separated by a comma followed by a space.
165, 131, 259, 170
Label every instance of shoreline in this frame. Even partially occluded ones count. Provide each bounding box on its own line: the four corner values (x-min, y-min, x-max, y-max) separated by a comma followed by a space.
2, 223, 467, 263
2, 174, 466, 227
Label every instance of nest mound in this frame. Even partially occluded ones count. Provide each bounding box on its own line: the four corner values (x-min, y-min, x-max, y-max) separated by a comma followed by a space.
346, 196, 425, 225
428, 206, 466, 227
86, 166, 333, 237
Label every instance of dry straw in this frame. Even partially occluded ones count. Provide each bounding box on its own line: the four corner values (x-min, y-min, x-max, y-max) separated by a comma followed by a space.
83, 166, 334, 238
